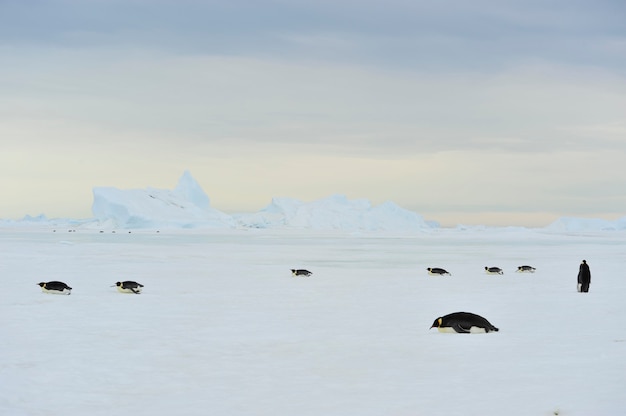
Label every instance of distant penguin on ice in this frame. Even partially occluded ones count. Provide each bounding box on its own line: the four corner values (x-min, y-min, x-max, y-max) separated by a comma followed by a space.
485, 266, 504, 275
291, 269, 312, 277
37, 281, 72, 295
113, 281, 144, 294
516, 265, 536, 273
427, 267, 451, 276
430, 312, 499, 333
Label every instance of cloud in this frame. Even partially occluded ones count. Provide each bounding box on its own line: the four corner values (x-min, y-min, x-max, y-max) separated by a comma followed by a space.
2, 1, 625, 71
1, 0, 625, 225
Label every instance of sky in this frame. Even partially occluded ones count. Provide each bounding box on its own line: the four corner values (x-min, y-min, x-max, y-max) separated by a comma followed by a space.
1, 0, 625, 227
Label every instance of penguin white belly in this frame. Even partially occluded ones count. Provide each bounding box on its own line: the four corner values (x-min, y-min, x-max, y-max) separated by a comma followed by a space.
437, 326, 487, 334
42, 288, 71, 295
468, 326, 487, 333
116, 287, 141, 294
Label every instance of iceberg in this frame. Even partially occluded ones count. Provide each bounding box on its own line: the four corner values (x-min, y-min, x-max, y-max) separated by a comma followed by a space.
545, 216, 626, 232
91, 171, 234, 229
235, 194, 436, 231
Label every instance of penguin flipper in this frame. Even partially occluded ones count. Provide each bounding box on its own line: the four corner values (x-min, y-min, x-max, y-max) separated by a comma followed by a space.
130, 288, 140, 294
453, 323, 471, 333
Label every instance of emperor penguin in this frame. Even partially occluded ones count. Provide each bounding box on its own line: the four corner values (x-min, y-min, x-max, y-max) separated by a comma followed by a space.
113, 281, 144, 294
516, 265, 536, 273
291, 269, 312, 277
430, 312, 499, 333
485, 266, 504, 275
427, 267, 451, 276
37, 281, 72, 295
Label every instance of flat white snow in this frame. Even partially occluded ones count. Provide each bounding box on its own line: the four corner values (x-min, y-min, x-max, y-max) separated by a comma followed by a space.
2, 228, 625, 416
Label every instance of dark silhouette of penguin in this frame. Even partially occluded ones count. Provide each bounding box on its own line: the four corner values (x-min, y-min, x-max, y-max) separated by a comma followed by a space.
578, 260, 591, 292
113, 281, 144, 294
291, 269, 312, 277
37, 281, 72, 295
430, 312, 499, 333
485, 266, 503, 275
517, 265, 536, 273
427, 267, 451, 276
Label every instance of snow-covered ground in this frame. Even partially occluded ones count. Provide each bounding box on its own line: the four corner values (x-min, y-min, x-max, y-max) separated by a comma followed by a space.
2, 227, 625, 416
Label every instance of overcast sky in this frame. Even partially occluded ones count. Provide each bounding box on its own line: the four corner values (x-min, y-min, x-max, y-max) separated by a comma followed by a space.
1, 0, 625, 226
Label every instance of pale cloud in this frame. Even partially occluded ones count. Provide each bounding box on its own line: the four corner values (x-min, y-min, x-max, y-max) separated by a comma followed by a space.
0, 1, 625, 226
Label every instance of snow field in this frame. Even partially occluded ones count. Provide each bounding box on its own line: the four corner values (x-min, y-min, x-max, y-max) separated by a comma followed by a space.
2, 229, 626, 416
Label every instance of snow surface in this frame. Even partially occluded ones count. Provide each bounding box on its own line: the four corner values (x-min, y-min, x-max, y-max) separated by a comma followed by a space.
2, 227, 626, 416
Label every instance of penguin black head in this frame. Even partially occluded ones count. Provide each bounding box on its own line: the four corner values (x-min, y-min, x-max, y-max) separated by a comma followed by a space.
115, 282, 122, 287
430, 317, 443, 329
37, 282, 45, 288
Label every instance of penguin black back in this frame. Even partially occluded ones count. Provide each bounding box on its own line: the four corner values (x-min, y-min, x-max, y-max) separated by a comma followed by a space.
427, 267, 451, 276
37, 281, 72, 294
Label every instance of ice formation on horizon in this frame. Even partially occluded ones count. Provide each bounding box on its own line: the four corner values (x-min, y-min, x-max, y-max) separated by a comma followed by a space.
89, 172, 437, 230
91, 171, 234, 229
234, 194, 436, 231
545, 216, 626, 232
2, 171, 625, 232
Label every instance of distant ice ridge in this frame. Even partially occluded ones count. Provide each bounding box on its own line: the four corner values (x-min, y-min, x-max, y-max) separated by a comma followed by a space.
3, 171, 626, 232
91, 171, 235, 229
0, 214, 90, 228
90, 172, 436, 230
234, 195, 436, 231
545, 216, 626, 232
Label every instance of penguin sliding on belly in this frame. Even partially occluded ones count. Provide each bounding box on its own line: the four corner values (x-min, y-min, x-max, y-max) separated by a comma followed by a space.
37, 281, 72, 295
430, 312, 499, 333
291, 269, 312, 277
113, 281, 144, 294
485, 266, 504, 275
427, 267, 451, 276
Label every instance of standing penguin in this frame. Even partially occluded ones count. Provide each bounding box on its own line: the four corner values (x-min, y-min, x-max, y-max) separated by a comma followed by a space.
577, 260, 591, 293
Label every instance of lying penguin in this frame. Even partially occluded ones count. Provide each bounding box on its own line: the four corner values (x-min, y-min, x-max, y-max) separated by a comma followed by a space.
427, 267, 451, 276
430, 312, 499, 333
485, 266, 504, 275
516, 265, 536, 273
291, 269, 312, 277
37, 281, 72, 295
113, 281, 144, 294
